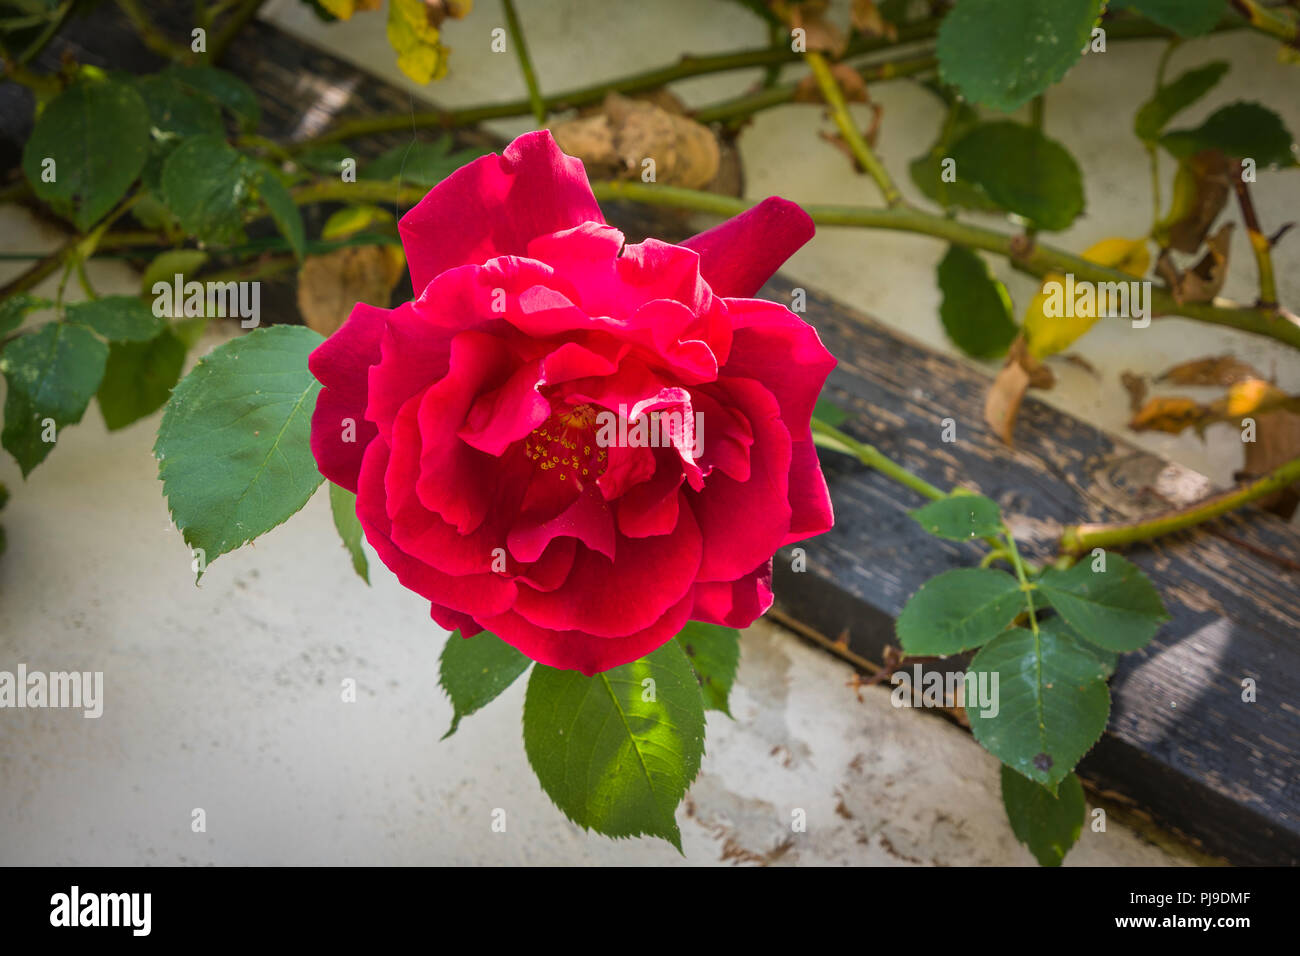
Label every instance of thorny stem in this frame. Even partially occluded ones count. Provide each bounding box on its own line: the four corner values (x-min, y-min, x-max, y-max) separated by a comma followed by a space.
804, 51, 902, 206
1059, 455, 1300, 554
810, 417, 944, 501
114, 0, 191, 61
501, 0, 547, 128
289, 19, 944, 150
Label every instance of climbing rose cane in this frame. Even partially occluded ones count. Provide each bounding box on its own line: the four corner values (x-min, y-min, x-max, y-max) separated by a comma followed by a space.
309, 130, 835, 674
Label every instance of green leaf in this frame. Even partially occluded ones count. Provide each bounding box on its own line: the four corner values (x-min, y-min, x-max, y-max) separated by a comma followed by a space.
140, 250, 210, 296
896, 567, 1025, 656
438, 629, 530, 739
363, 138, 489, 188
296, 144, 354, 176
159, 134, 255, 246
65, 296, 164, 342
327, 480, 369, 584
676, 621, 740, 717
155, 325, 324, 576
967, 620, 1111, 790
95, 330, 187, 431
908, 92, 1001, 213
21, 77, 151, 231
950, 122, 1086, 230
169, 65, 261, 131
523, 641, 705, 850
1, 322, 108, 476
1111, 0, 1226, 38
935, 245, 1018, 359
910, 492, 1003, 541
1001, 766, 1086, 866
1160, 102, 1298, 167
936, 0, 1103, 112
0, 294, 52, 337
255, 167, 305, 260
812, 396, 847, 428
1037, 552, 1169, 652
133, 74, 225, 141
1134, 61, 1230, 143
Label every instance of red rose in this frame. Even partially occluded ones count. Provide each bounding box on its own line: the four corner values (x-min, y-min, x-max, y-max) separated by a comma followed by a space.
310, 131, 835, 674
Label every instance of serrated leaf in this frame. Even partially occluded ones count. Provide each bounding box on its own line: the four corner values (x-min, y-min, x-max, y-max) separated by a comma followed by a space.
65, 296, 164, 342
133, 74, 225, 142
1001, 765, 1086, 866
908, 92, 1001, 212
159, 134, 255, 246
950, 122, 1085, 231
676, 620, 740, 716
21, 77, 151, 231
96, 330, 186, 431
439, 629, 530, 739
936, 0, 1103, 112
1037, 552, 1169, 652
910, 492, 1003, 541
968, 620, 1111, 790
1111, 0, 1226, 38
0, 294, 52, 337
1134, 61, 1230, 143
896, 567, 1026, 656
169, 65, 261, 131
328, 480, 369, 584
155, 325, 324, 576
1, 322, 108, 475
523, 640, 705, 850
936, 244, 1018, 359
1160, 102, 1298, 167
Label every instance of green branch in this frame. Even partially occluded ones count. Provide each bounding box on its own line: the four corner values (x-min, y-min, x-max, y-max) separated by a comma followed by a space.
804, 50, 901, 205
501, 0, 547, 128
1060, 455, 1300, 554
588, 181, 1300, 351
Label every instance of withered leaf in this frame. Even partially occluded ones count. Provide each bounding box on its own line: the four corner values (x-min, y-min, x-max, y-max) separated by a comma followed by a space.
1120, 371, 1147, 412
984, 337, 1053, 445
551, 93, 720, 190
1157, 149, 1230, 255
1129, 397, 1206, 434
1156, 354, 1264, 387
1156, 223, 1233, 304
298, 245, 405, 339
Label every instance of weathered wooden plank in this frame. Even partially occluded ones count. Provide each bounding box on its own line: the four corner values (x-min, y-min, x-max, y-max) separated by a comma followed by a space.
6, 3, 1297, 866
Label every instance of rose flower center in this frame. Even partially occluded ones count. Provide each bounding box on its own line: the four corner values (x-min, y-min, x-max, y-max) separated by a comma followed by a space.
524, 403, 607, 489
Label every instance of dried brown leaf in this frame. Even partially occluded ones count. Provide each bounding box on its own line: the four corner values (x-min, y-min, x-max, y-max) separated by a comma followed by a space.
1120, 371, 1147, 412
1156, 354, 1264, 387
1128, 396, 1206, 434
298, 245, 404, 338
1158, 149, 1230, 255
1156, 223, 1233, 304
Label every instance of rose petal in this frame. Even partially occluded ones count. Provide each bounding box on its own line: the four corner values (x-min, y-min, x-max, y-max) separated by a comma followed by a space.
691, 560, 774, 628
398, 130, 604, 293
308, 301, 386, 493
681, 196, 814, 298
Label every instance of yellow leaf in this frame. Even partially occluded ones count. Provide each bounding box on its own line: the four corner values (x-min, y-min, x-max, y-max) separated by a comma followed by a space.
1023, 237, 1150, 359
387, 0, 450, 84
322, 204, 395, 241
